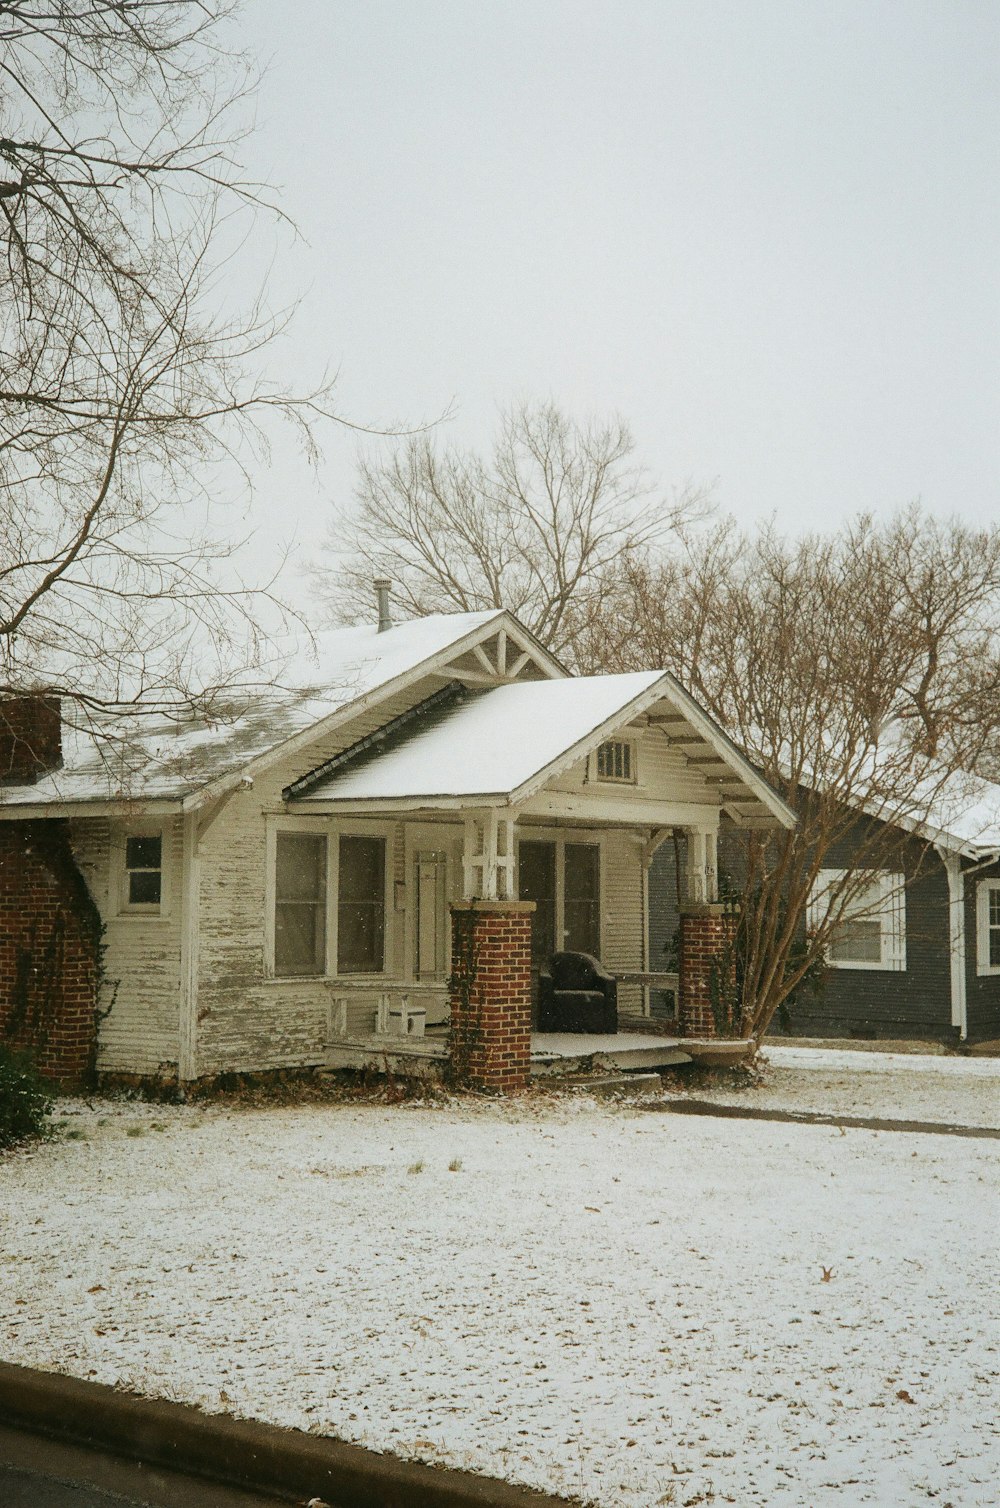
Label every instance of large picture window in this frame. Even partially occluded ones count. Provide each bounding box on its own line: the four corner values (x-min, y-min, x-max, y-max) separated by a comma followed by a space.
274, 831, 327, 976
337, 834, 386, 974
808, 869, 906, 972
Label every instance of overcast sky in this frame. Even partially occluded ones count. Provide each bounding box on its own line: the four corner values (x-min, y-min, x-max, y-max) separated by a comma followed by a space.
234, 0, 999, 582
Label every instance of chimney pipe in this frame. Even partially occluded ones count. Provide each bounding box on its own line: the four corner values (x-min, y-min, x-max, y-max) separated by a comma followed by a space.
0, 694, 63, 784
373, 577, 392, 633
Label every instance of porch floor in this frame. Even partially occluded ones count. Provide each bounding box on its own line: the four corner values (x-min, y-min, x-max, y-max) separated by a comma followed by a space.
324, 1030, 749, 1074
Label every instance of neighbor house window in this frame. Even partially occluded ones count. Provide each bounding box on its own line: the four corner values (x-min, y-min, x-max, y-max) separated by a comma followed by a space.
976, 880, 1000, 975
596, 740, 634, 783
337, 834, 385, 974
808, 869, 906, 971
124, 834, 162, 908
274, 831, 327, 976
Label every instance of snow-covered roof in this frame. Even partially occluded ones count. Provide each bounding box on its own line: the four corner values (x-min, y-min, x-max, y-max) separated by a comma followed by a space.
0, 610, 520, 810
291, 671, 797, 826
293, 673, 663, 802
890, 766, 1000, 857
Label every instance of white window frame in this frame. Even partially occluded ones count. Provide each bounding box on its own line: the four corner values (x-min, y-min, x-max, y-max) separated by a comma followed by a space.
976, 879, 1000, 976
265, 817, 394, 981
515, 828, 605, 957
114, 822, 172, 919
808, 868, 906, 972
594, 739, 637, 785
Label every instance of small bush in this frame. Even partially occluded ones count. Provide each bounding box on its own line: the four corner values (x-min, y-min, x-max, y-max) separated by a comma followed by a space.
0, 1047, 55, 1151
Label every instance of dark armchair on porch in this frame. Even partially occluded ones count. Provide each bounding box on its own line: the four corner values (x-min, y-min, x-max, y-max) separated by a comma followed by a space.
537, 952, 618, 1034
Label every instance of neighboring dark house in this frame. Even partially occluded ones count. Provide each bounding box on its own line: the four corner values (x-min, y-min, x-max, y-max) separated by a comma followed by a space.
649, 778, 1000, 1046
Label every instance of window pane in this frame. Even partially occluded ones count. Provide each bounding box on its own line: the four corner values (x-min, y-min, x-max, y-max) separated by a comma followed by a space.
829, 919, 881, 964
519, 840, 556, 970
337, 836, 385, 973
128, 870, 161, 905
126, 835, 161, 870
990, 890, 1000, 927
276, 832, 326, 903
275, 902, 325, 975
564, 842, 600, 956
990, 929, 1000, 969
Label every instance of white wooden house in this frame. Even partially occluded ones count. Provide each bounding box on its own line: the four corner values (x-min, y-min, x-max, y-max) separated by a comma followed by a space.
0, 601, 795, 1086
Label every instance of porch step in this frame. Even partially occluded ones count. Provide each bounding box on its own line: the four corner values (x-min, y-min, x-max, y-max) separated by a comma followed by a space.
563, 1073, 664, 1099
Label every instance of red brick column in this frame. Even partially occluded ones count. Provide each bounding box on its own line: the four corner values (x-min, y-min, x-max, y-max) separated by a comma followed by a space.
448, 899, 535, 1093
0, 820, 101, 1083
678, 903, 740, 1039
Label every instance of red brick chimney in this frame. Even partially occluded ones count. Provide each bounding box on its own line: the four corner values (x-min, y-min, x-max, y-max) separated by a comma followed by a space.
0, 695, 63, 784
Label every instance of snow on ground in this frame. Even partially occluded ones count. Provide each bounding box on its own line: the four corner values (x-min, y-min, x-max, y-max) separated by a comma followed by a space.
678, 1044, 1000, 1128
2, 1076, 998, 1508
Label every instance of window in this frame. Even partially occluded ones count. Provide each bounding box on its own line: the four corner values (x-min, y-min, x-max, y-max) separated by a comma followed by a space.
596, 740, 634, 783
976, 880, 1000, 975
124, 833, 162, 909
274, 831, 327, 976
564, 842, 600, 955
337, 834, 386, 974
808, 869, 906, 972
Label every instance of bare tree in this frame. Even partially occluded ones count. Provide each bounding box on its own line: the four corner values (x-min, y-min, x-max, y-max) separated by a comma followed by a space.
0, 1, 358, 728
589, 509, 1000, 1036
317, 400, 706, 662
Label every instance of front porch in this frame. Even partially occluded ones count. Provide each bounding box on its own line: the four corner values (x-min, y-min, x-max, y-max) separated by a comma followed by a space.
322, 1025, 751, 1079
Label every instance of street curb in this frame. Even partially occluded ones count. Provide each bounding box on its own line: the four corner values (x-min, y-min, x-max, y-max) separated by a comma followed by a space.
645, 1098, 1000, 1139
0, 1362, 577, 1508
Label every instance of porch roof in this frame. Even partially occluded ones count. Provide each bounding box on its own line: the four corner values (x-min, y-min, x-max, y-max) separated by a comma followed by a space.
290, 671, 797, 827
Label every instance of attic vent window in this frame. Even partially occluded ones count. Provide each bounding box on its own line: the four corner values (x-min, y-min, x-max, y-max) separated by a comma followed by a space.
596, 740, 635, 784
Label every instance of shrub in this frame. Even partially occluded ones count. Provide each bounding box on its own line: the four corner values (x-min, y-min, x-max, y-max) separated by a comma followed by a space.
0, 1046, 55, 1150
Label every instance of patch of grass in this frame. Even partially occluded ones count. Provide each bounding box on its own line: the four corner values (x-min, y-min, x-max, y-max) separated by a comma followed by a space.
125, 1125, 146, 1139
448, 1156, 463, 1172
407, 1159, 425, 1175
65, 1128, 87, 1142
149, 1122, 167, 1132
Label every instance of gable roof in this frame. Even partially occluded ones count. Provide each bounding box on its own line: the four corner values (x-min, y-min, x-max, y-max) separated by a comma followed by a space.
290, 670, 798, 828
0, 610, 562, 813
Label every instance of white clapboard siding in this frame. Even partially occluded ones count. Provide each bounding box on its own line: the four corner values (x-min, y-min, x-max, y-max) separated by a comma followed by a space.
194, 679, 451, 1074
544, 728, 723, 806
71, 816, 184, 1074
601, 829, 645, 1016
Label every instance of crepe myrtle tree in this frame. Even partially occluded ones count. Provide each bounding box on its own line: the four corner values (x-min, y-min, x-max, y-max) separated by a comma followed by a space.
316, 399, 707, 664
582, 509, 1000, 1037
0, 1, 375, 740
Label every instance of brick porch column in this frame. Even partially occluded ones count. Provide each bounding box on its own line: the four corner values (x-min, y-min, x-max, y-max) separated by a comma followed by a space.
448, 899, 535, 1092
678, 903, 740, 1039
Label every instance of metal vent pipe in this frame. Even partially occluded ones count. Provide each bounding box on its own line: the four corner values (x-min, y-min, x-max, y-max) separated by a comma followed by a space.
373, 577, 392, 632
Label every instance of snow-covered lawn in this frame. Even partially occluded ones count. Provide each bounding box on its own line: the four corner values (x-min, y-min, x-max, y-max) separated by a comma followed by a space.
2, 1065, 998, 1507
684, 1044, 1000, 1128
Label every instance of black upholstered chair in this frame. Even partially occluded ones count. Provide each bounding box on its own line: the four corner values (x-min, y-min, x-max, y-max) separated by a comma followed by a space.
537, 952, 618, 1034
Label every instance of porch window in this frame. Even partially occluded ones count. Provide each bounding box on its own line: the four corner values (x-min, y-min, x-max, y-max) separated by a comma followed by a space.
808, 869, 906, 971
564, 842, 601, 955
976, 880, 1000, 974
338, 834, 386, 974
274, 831, 327, 976
518, 840, 557, 974
124, 833, 162, 908
596, 740, 634, 783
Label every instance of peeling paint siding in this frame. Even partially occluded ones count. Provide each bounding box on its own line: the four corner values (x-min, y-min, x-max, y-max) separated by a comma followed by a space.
70, 815, 183, 1073
602, 830, 645, 1015
193, 682, 448, 1075
546, 730, 719, 804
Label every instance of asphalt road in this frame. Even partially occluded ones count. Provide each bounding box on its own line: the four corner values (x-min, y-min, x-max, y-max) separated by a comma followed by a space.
0, 1424, 294, 1508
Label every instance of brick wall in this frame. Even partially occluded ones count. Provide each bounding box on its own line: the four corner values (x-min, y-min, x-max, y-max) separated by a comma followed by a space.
0, 696, 62, 784
678, 904, 740, 1038
0, 820, 101, 1082
448, 900, 534, 1092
